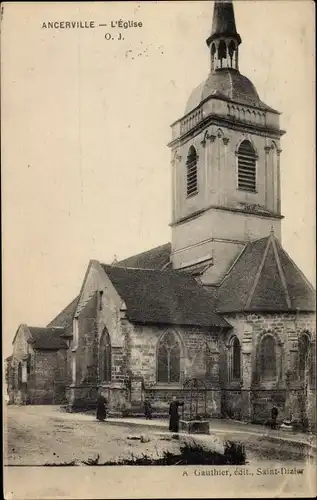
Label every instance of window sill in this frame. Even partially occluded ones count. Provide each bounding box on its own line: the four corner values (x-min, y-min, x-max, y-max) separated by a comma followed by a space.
237, 188, 257, 194
99, 381, 123, 389
254, 379, 281, 388
152, 383, 182, 390
226, 380, 243, 388
186, 191, 198, 199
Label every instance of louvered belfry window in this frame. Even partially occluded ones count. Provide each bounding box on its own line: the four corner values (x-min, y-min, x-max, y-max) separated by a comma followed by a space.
237, 140, 256, 192
186, 146, 198, 196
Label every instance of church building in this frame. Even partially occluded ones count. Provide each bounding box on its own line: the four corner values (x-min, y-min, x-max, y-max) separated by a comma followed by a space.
7, 0, 316, 430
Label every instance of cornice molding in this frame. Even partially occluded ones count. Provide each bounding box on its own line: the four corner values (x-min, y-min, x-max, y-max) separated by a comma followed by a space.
168, 114, 285, 149
170, 204, 283, 228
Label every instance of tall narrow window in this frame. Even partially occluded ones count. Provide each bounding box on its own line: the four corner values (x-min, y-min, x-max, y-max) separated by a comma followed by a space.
229, 336, 241, 381
186, 146, 198, 197
99, 329, 111, 382
205, 343, 212, 378
157, 331, 181, 383
73, 317, 79, 348
218, 40, 227, 66
298, 333, 310, 383
99, 291, 103, 311
17, 362, 23, 389
237, 140, 256, 192
72, 355, 76, 385
211, 43, 216, 70
259, 335, 277, 381
228, 40, 236, 66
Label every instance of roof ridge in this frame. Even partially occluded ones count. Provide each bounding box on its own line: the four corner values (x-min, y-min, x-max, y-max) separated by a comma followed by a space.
47, 295, 79, 327
116, 242, 171, 263
29, 325, 65, 330
274, 237, 316, 293
228, 67, 234, 99
271, 237, 292, 308
245, 236, 272, 309
102, 264, 180, 274
217, 242, 248, 286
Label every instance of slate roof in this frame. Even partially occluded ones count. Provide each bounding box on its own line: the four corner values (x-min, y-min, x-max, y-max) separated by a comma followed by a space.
185, 69, 277, 115
47, 295, 79, 336
185, 1, 278, 115
28, 327, 68, 350
208, 0, 241, 45
100, 264, 230, 328
209, 235, 316, 313
116, 243, 171, 270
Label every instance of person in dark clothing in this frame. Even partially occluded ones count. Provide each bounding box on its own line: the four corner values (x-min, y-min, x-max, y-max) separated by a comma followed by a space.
271, 406, 279, 430
169, 397, 184, 433
144, 399, 152, 420
96, 393, 108, 422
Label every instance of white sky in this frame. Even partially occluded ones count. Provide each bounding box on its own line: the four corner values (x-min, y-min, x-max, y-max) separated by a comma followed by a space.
2, 1, 315, 358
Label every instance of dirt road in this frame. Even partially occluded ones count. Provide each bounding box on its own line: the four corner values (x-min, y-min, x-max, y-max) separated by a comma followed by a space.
5, 405, 316, 499
5, 405, 182, 466
5, 405, 315, 466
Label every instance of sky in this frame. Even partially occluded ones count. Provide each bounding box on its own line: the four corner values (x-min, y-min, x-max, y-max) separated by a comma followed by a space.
2, 1, 315, 358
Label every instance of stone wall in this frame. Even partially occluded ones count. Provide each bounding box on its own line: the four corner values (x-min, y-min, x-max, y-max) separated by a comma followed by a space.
127, 323, 220, 386
69, 293, 98, 409
220, 312, 316, 426
29, 350, 67, 404
70, 281, 130, 411
124, 323, 222, 416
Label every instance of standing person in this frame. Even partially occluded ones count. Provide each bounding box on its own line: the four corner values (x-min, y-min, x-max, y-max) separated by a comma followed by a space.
169, 396, 184, 433
271, 406, 279, 430
144, 399, 152, 420
96, 391, 108, 422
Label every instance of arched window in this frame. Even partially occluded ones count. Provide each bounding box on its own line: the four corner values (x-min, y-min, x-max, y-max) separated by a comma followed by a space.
157, 331, 181, 384
99, 329, 111, 382
205, 343, 212, 378
11, 362, 16, 390
228, 336, 241, 381
237, 140, 256, 192
27, 356, 31, 376
218, 40, 227, 63
259, 335, 277, 380
228, 40, 236, 59
18, 362, 23, 389
211, 43, 216, 69
298, 333, 310, 383
186, 146, 198, 197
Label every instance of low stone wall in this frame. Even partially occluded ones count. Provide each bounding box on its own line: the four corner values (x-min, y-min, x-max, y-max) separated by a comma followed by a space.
67, 385, 98, 411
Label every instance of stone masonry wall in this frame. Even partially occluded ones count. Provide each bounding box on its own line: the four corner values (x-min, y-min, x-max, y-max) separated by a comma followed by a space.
30, 349, 68, 404
128, 323, 220, 386
126, 322, 222, 417
70, 293, 99, 409
220, 312, 316, 425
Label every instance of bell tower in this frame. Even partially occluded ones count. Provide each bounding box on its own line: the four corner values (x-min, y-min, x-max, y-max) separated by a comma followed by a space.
168, 0, 285, 284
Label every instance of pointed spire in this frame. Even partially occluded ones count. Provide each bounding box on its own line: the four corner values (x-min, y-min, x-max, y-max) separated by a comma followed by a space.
206, 0, 242, 72
270, 226, 275, 236
210, 0, 241, 42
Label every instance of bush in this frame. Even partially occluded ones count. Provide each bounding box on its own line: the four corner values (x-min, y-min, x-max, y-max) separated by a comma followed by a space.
78, 440, 246, 466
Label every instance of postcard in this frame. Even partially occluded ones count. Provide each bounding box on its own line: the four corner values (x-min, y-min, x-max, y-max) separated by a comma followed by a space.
2, 1, 316, 499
